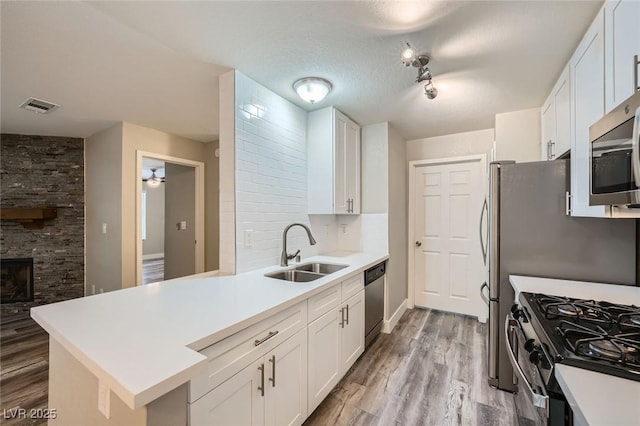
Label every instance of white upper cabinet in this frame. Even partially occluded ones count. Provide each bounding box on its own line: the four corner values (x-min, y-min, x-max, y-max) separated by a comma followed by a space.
605, 0, 640, 113
541, 65, 571, 160
308, 107, 361, 215
570, 7, 607, 218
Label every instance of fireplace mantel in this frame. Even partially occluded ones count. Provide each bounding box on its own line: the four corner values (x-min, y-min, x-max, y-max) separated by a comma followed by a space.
1, 208, 57, 229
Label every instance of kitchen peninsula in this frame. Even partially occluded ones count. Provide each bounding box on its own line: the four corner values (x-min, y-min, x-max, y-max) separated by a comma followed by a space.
32, 252, 388, 425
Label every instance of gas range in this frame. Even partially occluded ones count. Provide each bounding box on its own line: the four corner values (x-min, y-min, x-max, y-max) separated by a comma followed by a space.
519, 292, 640, 382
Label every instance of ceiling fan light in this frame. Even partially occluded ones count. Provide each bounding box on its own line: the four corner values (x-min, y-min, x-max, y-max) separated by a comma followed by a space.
293, 77, 332, 104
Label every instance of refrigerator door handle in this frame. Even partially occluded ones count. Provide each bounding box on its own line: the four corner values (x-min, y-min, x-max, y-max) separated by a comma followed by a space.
632, 106, 640, 188
480, 282, 490, 306
479, 198, 488, 265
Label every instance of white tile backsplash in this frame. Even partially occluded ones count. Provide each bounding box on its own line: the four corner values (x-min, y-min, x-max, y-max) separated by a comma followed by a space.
234, 72, 316, 273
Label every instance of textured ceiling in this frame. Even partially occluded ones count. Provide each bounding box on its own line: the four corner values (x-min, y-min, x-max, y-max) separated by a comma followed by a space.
1, 1, 602, 142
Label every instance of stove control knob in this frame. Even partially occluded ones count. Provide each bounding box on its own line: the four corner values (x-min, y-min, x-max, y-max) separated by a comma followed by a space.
510, 305, 523, 320
524, 339, 536, 352
529, 350, 542, 365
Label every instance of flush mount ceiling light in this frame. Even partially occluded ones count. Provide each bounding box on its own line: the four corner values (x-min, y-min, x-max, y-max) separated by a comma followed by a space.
401, 42, 438, 100
293, 77, 332, 104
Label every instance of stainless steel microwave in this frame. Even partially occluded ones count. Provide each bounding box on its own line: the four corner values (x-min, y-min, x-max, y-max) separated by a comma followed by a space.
589, 91, 640, 206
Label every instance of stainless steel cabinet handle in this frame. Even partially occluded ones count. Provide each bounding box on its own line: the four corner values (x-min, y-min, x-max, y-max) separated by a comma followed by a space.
254, 330, 279, 346
549, 140, 555, 159
565, 191, 572, 216
268, 355, 276, 387
504, 317, 549, 416
415, 241, 422, 247
345, 304, 349, 325
257, 363, 265, 396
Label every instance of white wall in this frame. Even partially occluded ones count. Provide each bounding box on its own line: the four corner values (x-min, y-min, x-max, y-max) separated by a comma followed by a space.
387, 124, 408, 314
85, 124, 123, 294
494, 107, 541, 162
361, 123, 388, 214
407, 128, 495, 162
218, 71, 236, 274
233, 71, 315, 273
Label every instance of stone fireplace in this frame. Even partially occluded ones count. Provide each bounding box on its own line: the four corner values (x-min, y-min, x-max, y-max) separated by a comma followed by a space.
1, 134, 85, 318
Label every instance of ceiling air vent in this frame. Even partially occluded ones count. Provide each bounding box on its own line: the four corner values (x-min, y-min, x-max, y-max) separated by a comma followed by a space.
19, 97, 60, 114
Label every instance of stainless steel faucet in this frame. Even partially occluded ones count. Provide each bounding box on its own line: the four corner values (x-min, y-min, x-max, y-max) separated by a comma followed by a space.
280, 223, 317, 266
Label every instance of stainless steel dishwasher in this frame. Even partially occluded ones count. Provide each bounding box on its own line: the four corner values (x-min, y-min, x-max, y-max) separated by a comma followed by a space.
364, 261, 385, 348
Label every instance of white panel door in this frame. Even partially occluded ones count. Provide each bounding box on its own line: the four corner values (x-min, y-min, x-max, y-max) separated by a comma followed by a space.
307, 308, 341, 414
413, 160, 483, 316
334, 112, 348, 214
190, 358, 264, 426
554, 68, 572, 157
345, 119, 361, 214
541, 98, 555, 160
265, 329, 308, 426
339, 290, 365, 375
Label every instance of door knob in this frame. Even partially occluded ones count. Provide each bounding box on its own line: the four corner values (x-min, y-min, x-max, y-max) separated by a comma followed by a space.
415, 241, 422, 247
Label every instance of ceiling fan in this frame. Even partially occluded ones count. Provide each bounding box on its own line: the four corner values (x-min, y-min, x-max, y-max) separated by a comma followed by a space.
142, 168, 165, 186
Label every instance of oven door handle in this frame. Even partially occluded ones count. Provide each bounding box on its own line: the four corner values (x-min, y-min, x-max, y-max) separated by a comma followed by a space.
505, 316, 549, 417
632, 106, 640, 189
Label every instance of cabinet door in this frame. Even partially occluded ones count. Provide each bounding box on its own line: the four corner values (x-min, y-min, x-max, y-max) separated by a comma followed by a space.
541, 97, 555, 161
334, 111, 349, 214
554, 67, 572, 157
190, 359, 265, 426
339, 290, 365, 375
570, 8, 608, 218
307, 308, 341, 414
265, 329, 308, 426
345, 119, 361, 214
605, 0, 640, 113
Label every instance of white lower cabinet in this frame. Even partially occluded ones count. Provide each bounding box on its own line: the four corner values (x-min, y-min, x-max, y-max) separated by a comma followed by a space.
339, 290, 365, 373
307, 288, 365, 414
307, 307, 341, 413
191, 329, 308, 426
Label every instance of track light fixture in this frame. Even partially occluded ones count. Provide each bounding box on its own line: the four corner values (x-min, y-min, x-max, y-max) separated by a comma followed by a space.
401, 42, 438, 99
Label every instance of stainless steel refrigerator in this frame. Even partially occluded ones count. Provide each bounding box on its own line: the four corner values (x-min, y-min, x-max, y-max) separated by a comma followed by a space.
482, 159, 636, 392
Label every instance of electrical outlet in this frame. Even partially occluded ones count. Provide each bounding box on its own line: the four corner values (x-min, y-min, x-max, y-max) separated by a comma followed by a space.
91, 285, 96, 294
101, 223, 107, 234
99, 288, 104, 294
324, 224, 329, 237
340, 224, 348, 234
244, 229, 253, 248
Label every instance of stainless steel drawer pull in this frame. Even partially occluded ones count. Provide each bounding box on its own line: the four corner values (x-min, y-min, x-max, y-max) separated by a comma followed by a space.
257, 363, 265, 396
269, 355, 276, 387
254, 330, 279, 346
345, 304, 349, 325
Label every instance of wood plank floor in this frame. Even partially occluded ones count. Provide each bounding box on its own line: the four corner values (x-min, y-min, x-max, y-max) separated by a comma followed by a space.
0, 308, 524, 426
0, 315, 48, 426
304, 308, 522, 426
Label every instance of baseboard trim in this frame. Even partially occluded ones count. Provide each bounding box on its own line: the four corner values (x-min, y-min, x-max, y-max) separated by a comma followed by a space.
382, 298, 408, 334
142, 253, 164, 261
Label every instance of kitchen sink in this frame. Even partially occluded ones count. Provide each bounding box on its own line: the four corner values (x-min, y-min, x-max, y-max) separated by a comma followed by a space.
265, 262, 349, 282
264, 270, 324, 282
293, 262, 348, 274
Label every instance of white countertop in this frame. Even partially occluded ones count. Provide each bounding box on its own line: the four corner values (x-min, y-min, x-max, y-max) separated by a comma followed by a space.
31, 251, 388, 410
510, 275, 640, 426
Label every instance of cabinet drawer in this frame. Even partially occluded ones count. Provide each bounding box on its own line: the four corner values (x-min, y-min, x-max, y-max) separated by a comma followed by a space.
189, 301, 307, 402
307, 284, 341, 323
341, 274, 363, 301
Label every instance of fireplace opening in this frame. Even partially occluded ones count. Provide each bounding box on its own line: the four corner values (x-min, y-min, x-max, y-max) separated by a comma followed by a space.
1, 258, 34, 303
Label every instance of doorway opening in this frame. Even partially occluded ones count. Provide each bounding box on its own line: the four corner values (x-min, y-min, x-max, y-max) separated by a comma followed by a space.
136, 151, 205, 285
